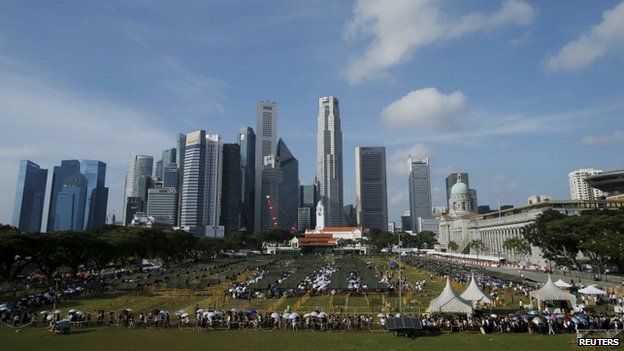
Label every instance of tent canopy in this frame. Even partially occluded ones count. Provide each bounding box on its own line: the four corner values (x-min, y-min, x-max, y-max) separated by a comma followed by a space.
578, 285, 607, 295
554, 279, 572, 288
529, 275, 577, 309
460, 274, 492, 304
429, 278, 473, 315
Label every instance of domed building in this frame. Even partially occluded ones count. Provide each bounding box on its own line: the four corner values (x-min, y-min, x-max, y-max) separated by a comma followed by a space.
449, 174, 473, 215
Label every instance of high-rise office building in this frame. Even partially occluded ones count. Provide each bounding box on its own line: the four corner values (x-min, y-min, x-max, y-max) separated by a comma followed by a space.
355, 147, 388, 231
47, 159, 81, 232
154, 160, 163, 180
146, 188, 177, 226
12, 160, 47, 232
297, 207, 311, 232
54, 174, 88, 231
254, 101, 277, 232
162, 148, 176, 169
569, 168, 605, 200
260, 155, 282, 231
316, 96, 343, 227
238, 127, 256, 234
163, 164, 179, 189
300, 184, 317, 229
220, 143, 241, 236
276, 139, 299, 232
123, 155, 153, 224
176, 133, 186, 226
342, 204, 357, 226
408, 157, 432, 232
81, 160, 109, 231
180, 131, 224, 237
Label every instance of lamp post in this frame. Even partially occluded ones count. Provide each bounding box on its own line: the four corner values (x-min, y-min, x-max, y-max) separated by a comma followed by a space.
398, 230, 403, 315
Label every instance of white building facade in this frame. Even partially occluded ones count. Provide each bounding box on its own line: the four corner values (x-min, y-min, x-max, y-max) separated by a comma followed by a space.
317, 96, 344, 227
569, 168, 605, 200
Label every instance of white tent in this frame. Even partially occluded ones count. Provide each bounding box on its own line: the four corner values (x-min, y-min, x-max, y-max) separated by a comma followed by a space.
529, 274, 577, 310
460, 274, 492, 304
429, 278, 473, 316
578, 285, 607, 295
554, 279, 572, 288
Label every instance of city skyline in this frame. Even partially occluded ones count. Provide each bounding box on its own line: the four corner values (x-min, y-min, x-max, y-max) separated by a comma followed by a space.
1, 1, 623, 227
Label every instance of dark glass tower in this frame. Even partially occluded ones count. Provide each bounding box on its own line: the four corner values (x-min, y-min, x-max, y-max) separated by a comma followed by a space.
47, 159, 81, 232
238, 127, 256, 234
276, 139, 299, 232
12, 160, 48, 232
81, 160, 108, 231
220, 143, 241, 235
55, 174, 88, 231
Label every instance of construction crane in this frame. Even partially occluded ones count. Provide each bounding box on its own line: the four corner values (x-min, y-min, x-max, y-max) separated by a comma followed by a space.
264, 195, 298, 233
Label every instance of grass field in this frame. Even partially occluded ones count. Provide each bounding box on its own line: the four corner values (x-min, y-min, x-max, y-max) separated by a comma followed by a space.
0, 327, 579, 351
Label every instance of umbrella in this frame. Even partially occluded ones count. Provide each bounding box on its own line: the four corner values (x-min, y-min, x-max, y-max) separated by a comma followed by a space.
247, 309, 257, 315
377, 313, 385, 318
395, 313, 401, 318
271, 312, 280, 319
196, 309, 205, 313
527, 310, 539, 316
318, 312, 327, 318
54, 310, 61, 314
181, 312, 190, 318
283, 313, 291, 319
571, 317, 580, 324
46, 315, 54, 321
68, 309, 76, 314
556, 313, 565, 319
40, 311, 48, 315
289, 313, 299, 319
303, 313, 311, 318
490, 314, 498, 318
310, 311, 318, 317
532, 317, 542, 324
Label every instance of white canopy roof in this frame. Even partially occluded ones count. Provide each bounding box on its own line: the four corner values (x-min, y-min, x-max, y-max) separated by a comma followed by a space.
529, 275, 577, 308
460, 274, 492, 304
554, 279, 572, 288
578, 285, 607, 295
429, 278, 473, 315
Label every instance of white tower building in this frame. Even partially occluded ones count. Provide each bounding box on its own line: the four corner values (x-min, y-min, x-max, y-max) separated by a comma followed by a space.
569, 168, 605, 200
316, 96, 344, 227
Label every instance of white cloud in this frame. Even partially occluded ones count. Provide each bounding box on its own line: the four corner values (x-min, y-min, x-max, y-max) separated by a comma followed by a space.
343, 0, 535, 85
582, 130, 624, 146
388, 143, 432, 177
0, 60, 179, 224
547, 1, 624, 72
389, 190, 407, 206
381, 88, 466, 129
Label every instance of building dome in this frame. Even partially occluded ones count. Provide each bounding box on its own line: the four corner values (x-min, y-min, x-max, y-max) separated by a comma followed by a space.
450, 181, 469, 196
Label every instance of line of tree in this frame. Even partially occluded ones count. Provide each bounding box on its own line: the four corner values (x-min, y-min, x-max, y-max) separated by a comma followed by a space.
0, 224, 293, 282
522, 209, 624, 273
366, 229, 438, 252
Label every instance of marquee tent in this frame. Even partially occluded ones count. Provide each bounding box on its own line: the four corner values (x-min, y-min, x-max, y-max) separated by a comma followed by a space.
554, 279, 572, 288
578, 285, 607, 295
460, 274, 492, 304
529, 275, 577, 310
428, 278, 473, 316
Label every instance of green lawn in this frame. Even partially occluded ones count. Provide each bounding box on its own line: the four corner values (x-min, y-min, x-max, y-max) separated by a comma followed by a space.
0, 327, 579, 351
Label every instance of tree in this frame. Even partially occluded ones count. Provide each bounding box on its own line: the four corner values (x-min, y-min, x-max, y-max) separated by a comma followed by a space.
0, 225, 32, 280
502, 236, 532, 257
447, 241, 459, 252
469, 240, 486, 256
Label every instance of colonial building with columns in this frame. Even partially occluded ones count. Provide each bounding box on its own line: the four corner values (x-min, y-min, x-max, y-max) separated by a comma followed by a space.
438, 177, 623, 265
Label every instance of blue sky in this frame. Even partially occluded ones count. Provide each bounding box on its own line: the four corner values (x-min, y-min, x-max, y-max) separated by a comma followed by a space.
0, 0, 623, 227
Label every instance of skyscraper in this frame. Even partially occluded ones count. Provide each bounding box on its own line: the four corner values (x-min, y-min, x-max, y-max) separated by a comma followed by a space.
154, 160, 163, 180
220, 143, 241, 235
81, 160, 108, 231
162, 164, 179, 189
316, 96, 343, 227
180, 130, 224, 237
47, 159, 81, 232
146, 188, 177, 226
176, 133, 186, 227
238, 127, 256, 234
254, 101, 277, 232
276, 139, 299, 232
355, 147, 388, 231
12, 160, 48, 232
300, 184, 317, 229
408, 157, 432, 232
54, 174, 88, 231
162, 148, 176, 169
569, 168, 605, 200
260, 155, 282, 230
123, 155, 153, 224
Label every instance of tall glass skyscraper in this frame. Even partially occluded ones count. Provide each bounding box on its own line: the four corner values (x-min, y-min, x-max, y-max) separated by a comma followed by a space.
254, 101, 277, 232
355, 147, 388, 231
276, 138, 299, 232
12, 160, 48, 232
220, 143, 241, 235
47, 159, 81, 232
55, 174, 88, 231
123, 155, 153, 225
238, 127, 255, 234
316, 96, 343, 227
408, 157, 432, 232
81, 160, 108, 231
176, 133, 186, 227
